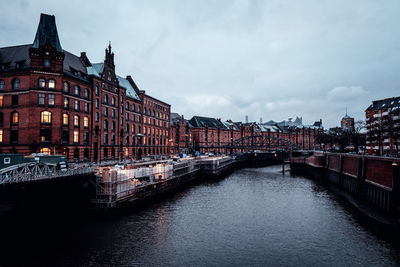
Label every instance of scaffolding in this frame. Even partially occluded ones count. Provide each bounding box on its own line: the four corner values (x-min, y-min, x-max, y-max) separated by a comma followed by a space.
93, 163, 174, 208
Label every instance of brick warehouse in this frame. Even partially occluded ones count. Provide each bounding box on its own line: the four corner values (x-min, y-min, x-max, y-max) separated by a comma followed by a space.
0, 14, 170, 162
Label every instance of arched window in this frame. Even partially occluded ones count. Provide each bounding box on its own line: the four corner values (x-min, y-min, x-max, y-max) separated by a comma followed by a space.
84, 116, 89, 128
63, 114, 69, 125
63, 82, 69, 93
48, 79, 55, 89
38, 78, 45, 89
40, 111, 52, 124
11, 111, 19, 124
74, 115, 79, 127
95, 84, 99, 96
12, 78, 20, 90
0, 80, 4, 91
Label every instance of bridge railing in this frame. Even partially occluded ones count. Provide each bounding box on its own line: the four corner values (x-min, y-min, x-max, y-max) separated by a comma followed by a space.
0, 163, 94, 185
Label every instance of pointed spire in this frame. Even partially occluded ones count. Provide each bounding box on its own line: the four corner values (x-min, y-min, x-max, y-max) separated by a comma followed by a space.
32, 13, 62, 52
108, 41, 112, 53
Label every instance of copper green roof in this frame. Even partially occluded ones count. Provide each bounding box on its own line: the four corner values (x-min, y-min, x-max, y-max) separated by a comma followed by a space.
32, 14, 62, 52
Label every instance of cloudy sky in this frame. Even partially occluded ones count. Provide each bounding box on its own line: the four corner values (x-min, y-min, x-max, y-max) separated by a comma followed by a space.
1, 0, 400, 127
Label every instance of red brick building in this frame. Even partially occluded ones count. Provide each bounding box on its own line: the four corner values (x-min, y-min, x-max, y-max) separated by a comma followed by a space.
170, 115, 321, 154
0, 14, 170, 162
366, 96, 400, 156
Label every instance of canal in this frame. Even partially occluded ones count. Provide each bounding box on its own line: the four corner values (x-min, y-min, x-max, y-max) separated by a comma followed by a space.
1, 165, 400, 266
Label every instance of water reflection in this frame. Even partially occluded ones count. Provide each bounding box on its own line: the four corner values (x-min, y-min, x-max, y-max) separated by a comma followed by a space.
0, 165, 399, 266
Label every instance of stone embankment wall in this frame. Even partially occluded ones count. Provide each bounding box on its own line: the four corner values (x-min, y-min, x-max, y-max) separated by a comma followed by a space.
291, 152, 400, 215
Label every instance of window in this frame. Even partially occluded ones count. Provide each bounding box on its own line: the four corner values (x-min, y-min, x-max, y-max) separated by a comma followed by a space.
120, 106, 123, 114
95, 99, 99, 108
74, 100, 79, 111
112, 109, 115, 118
103, 120, 108, 130
10, 130, 18, 143
40, 129, 51, 142
104, 95, 108, 104
84, 88, 89, 99
64, 97, 69, 109
111, 134, 115, 145
38, 94, 45, 106
0, 129, 3, 143
132, 104, 135, 111
104, 107, 108, 116
74, 85, 80, 96
12, 95, 18, 107
62, 130, 69, 144
126, 103, 129, 109
48, 79, 55, 89
95, 112, 99, 122
40, 111, 52, 124
74, 115, 79, 127
111, 97, 115, 105
108, 71, 111, 81
0, 96, 3, 108
60, 114, 68, 126
38, 78, 46, 89
11, 111, 18, 124
0, 80, 4, 91
84, 103, 89, 113
84, 117, 89, 128
12, 78, 20, 90
63, 82, 69, 93
48, 94, 55, 106
111, 121, 115, 131
95, 85, 99, 96
126, 113, 129, 120
73, 130, 79, 143
44, 59, 50, 67
103, 134, 108, 145
84, 132, 89, 144
0, 112, 3, 126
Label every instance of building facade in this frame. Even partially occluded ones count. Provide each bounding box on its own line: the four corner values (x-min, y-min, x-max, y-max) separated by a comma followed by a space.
341, 113, 355, 132
366, 96, 400, 156
0, 14, 170, 162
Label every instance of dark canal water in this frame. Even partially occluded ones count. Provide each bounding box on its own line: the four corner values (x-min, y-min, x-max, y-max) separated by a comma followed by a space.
1, 165, 400, 266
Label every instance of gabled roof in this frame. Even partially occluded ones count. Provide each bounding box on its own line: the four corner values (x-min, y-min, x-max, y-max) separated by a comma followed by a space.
0, 44, 31, 68
117, 75, 141, 101
32, 14, 62, 52
189, 116, 223, 129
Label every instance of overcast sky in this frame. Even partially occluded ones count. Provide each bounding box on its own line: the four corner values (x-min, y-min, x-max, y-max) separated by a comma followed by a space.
1, 0, 400, 127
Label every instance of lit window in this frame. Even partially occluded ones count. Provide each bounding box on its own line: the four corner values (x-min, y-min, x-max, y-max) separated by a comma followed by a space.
12, 111, 19, 124
74, 115, 79, 127
48, 94, 55, 106
0, 96, 3, 107
38, 78, 45, 89
64, 97, 69, 109
48, 79, 55, 89
63, 82, 69, 92
0, 80, 4, 91
40, 148, 51, 154
12, 78, 20, 90
40, 111, 52, 123
73, 130, 79, 143
63, 114, 69, 125
84, 117, 89, 128
0, 129, 2, 142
